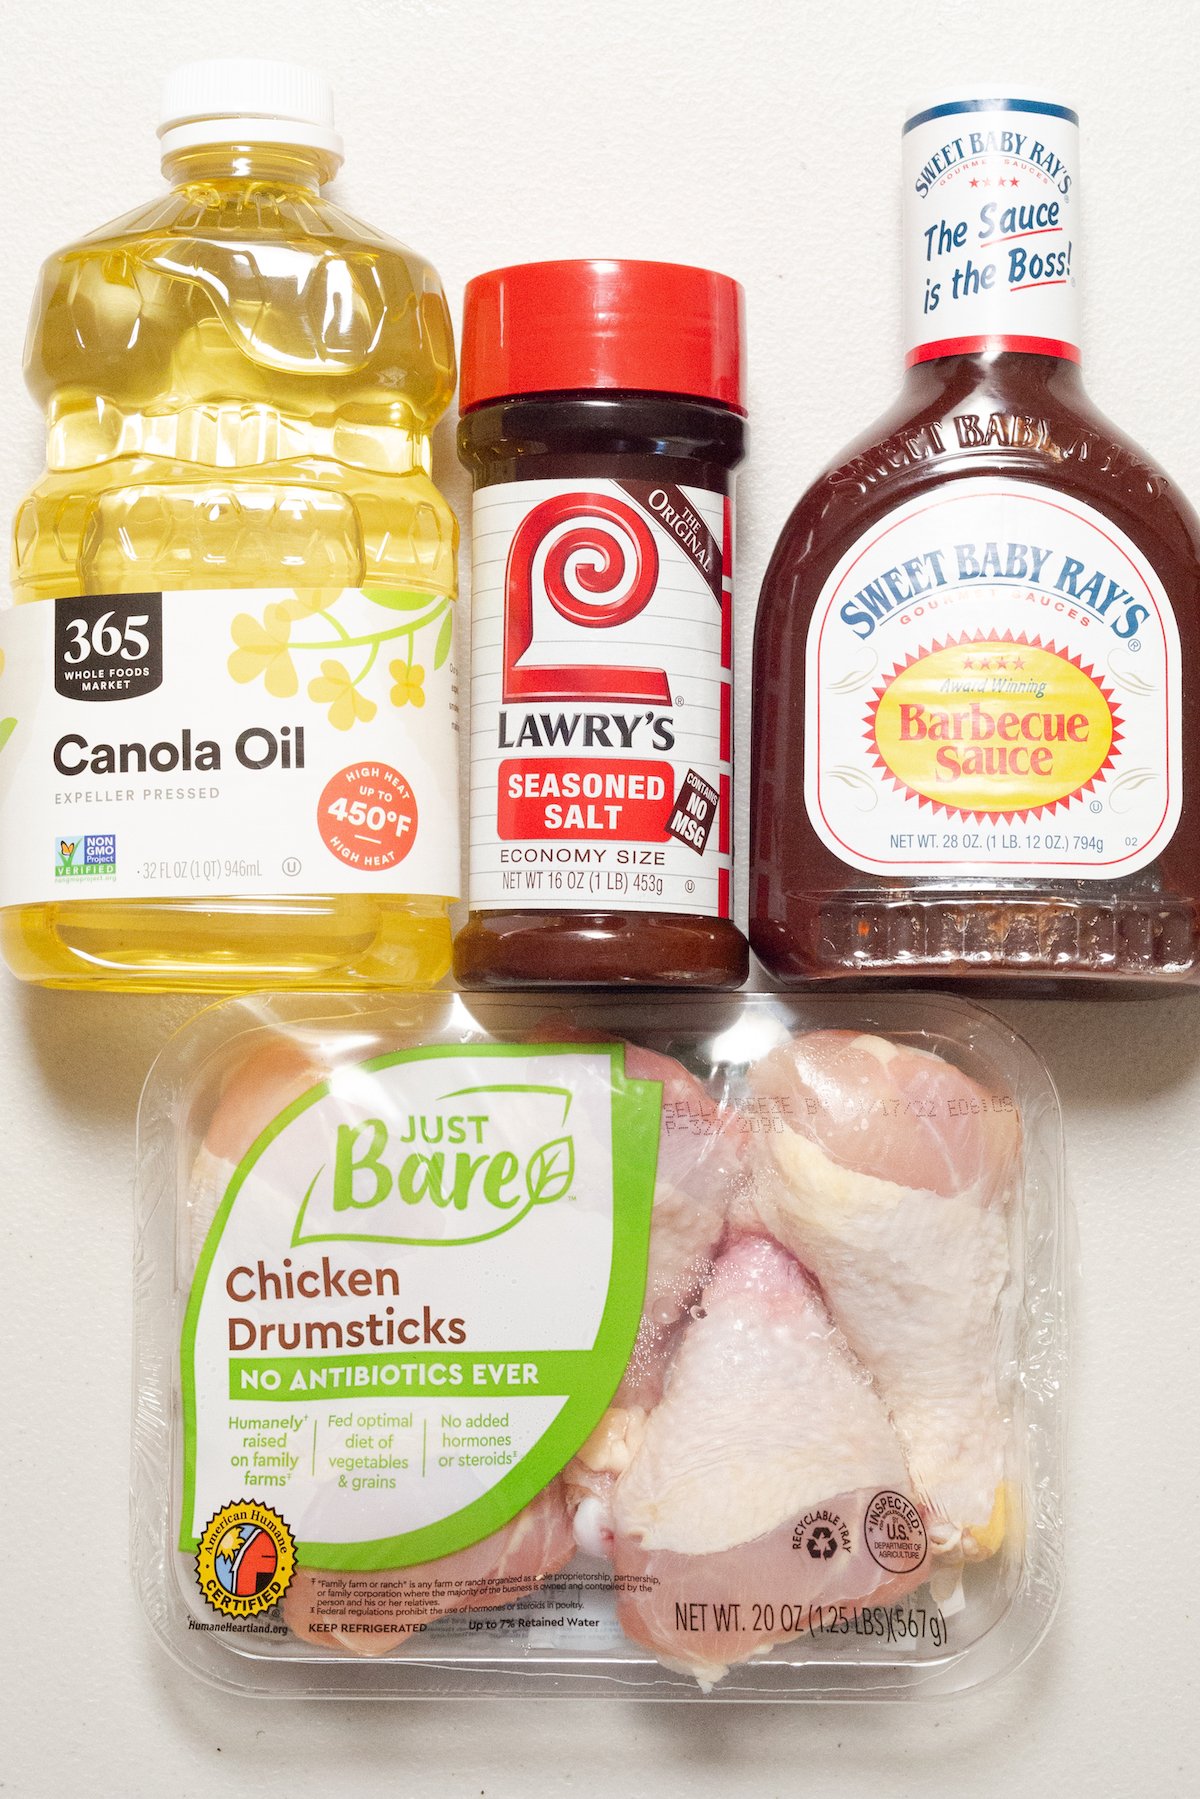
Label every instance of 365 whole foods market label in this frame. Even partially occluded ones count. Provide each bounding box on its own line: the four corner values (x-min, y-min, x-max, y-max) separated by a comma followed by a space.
180, 1045, 659, 1571
0, 585, 460, 905
805, 479, 1182, 878
469, 477, 735, 918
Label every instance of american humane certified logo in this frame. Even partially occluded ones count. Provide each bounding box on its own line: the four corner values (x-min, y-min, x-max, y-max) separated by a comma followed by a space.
194, 1499, 296, 1617
291, 1080, 579, 1249
55, 833, 116, 880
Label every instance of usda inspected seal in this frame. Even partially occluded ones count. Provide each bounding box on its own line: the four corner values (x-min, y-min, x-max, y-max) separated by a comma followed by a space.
864, 1489, 928, 1574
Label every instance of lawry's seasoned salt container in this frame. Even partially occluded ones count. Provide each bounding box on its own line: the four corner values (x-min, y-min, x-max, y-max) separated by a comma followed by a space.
455, 259, 748, 991
131, 990, 1067, 1700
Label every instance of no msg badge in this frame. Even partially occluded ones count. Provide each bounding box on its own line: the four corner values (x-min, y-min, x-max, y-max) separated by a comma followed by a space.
667, 769, 720, 855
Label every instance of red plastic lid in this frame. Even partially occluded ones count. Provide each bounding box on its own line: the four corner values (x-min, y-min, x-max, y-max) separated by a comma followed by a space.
459, 258, 746, 414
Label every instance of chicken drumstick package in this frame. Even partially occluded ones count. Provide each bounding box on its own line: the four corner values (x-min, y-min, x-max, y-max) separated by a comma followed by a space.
132, 991, 1067, 1700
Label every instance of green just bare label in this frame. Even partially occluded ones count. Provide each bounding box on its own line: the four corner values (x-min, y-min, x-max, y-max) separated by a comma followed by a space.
180, 1043, 660, 1570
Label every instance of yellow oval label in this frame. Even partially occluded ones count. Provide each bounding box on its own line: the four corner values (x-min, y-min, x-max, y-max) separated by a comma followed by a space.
868, 633, 1120, 819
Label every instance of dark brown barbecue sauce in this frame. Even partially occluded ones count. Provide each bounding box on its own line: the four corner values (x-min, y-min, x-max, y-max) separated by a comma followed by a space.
751, 93, 1200, 993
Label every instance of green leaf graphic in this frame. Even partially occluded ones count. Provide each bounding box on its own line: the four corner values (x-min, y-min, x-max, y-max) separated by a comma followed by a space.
526, 1134, 575, 1205
363, 586, 442, 613
0, 718, 15, 754
433, 610, 454, 670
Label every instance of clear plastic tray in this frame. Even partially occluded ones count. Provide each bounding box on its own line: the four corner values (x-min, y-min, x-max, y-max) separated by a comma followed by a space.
131, 990, 1067, 1701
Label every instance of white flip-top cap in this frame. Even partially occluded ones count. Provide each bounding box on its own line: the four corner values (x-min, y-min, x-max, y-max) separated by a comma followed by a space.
158, 58, 343, 167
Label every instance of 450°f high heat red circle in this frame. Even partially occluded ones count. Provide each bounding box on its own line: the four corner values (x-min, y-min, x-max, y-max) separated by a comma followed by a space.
318, 763, 418, 871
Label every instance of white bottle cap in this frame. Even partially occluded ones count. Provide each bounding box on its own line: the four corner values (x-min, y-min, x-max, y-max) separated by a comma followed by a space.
903, 82, 1076, 123
158, 58, 344, 168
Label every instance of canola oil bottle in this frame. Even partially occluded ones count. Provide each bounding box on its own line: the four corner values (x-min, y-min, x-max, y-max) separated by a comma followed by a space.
0, 60, 460, 989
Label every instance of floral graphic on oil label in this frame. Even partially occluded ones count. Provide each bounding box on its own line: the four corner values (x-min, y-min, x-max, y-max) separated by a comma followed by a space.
227, 585, 454, 731
229, 602, 298, 697
389, 661, 426, 708
308, 659, 377, 731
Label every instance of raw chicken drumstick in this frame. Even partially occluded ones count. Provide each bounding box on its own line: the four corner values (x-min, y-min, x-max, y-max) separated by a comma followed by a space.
563, 1042, 743, 1560
187, 1037, 320, 1261
745, 1030, 1019, 1560
610, 1236, 926, 1687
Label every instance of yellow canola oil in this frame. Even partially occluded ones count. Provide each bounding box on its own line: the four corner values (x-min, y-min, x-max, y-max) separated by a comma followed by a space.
3, 80, 458, 990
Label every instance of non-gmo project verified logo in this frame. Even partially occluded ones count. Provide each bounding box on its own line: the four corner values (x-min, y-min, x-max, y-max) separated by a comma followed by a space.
55, 834, 116, 881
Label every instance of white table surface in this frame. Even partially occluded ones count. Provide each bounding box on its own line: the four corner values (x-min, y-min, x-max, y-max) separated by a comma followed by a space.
2, 3, 1198, 1794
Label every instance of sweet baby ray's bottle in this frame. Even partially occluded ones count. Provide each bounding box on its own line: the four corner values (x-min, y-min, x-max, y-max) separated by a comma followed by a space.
751, 89, 1200, 992
0, 60, 460, 989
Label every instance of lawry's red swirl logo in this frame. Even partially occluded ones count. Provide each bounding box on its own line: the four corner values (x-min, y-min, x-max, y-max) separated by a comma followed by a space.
503, 493, 670, 702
